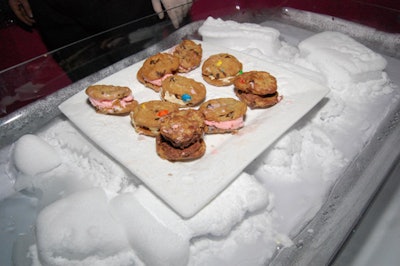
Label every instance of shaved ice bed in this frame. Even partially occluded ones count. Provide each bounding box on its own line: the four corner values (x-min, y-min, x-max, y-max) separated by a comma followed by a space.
1, 17, 400, 265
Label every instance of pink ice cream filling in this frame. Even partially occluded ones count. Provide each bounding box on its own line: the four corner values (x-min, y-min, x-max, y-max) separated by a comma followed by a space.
89, 95, 134, 109
145, 74, 173, 87
205, 116, 244, 130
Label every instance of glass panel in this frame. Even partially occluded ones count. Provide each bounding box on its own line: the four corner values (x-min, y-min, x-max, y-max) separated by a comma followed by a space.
0, 2, 193, 117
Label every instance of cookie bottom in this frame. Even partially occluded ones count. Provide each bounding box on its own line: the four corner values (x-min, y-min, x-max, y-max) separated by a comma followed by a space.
156, 135, 206, 161
132, 125, 159, 137
204, 126, 240, 134
235, 89, 280, 109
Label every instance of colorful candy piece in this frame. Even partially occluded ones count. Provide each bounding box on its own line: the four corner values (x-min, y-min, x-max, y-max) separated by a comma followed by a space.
157, 109, 169, 117
182, 94, 192, 102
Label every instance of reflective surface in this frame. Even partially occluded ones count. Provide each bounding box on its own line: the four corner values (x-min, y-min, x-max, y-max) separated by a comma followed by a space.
1, 2, 400, 266
332, 160, 400, 265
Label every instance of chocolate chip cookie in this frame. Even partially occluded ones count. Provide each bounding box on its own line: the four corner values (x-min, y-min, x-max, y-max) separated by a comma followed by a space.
85, 85, 138, 115
234, 71, 280, 109
202, 53, 242, 86
137, 53, 180, 92
156, 109, 206, 161
199, 97, 247, 134
173, 39, 203, 73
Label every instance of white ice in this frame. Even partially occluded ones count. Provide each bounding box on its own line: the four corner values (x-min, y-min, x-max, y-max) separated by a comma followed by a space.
13, 134, 61, 177
110, 190, 191, 266
35, 188, 136, 266
298, 31, 387, 85
198, 17, 282, 57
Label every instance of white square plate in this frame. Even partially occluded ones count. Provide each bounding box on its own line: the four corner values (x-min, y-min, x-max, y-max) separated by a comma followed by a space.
59, 41, 329, 218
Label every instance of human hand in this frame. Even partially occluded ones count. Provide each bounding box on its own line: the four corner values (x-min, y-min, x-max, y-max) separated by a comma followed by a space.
8, 0, 35, 26
151, 0, 192, 28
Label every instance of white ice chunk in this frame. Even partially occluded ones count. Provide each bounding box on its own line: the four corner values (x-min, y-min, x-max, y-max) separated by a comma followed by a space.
188, 211, 293, 266
110, 191, 190, 266
35, 188, 132, 266
27, 164, 94, 210
198, 17, 282, 56
298, 31, 387, 84
13, 134, 61, 176
186, 172, 270, 237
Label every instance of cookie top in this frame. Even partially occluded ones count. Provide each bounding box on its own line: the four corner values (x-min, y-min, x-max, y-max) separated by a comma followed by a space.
233, 71, 277, 95
172, 40, 203, 73
234, 89, 280, 109
161, 75, 206, 107
85, 85, 132, 100
199, 98, 247, 122
137, 53, 180, 91
202, 53, 242, 86
130, 100, 179, 136
159, 109, 205, 148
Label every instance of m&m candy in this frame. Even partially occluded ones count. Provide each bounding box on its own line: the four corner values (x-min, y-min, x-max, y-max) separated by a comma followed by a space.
157, 109, 169, 117
182, 94, 192, 102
